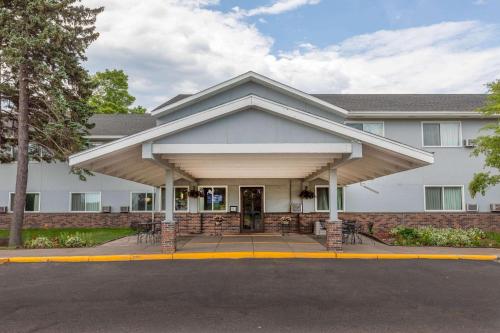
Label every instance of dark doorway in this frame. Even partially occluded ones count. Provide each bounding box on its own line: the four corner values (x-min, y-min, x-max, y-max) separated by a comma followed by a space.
240, 187, 264, 232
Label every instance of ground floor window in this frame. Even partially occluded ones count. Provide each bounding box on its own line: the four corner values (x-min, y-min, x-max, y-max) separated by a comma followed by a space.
70, 192, 101, 212
174, 187, 188, 212
199, 186, 227, 212
131, 192, 154, 212
315, 186, 344, 212
9, 192, 40, 212
160, 187, 189, 212
424, 186, 463, 211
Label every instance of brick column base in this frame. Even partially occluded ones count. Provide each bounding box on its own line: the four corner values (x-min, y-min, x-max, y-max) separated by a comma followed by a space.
161, 221, 177, 253
326, 220, 342, 252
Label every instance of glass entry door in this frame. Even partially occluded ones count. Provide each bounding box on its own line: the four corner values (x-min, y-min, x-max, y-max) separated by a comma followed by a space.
240, 187, 264, 232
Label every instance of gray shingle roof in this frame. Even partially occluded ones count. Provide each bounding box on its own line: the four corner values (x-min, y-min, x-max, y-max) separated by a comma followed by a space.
311, 94, 487, 112
88, 114, 156, 136
156, 93, 487, 112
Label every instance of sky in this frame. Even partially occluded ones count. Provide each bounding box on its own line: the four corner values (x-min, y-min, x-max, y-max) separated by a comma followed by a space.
83, 0, 500, 110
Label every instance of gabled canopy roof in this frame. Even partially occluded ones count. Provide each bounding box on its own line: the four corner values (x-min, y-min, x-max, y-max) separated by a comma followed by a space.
69, 94, 434, 186
151, 71, 350, 118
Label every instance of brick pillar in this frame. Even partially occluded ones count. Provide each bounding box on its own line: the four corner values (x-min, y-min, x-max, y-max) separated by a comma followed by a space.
326, 220, 342, 252
161, 221, 176, 253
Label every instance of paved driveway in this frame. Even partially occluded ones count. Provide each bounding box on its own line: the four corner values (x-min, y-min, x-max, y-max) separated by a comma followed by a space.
0, 260, 499, 332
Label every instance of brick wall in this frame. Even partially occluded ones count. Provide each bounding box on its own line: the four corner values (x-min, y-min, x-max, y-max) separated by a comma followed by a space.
1, 211, 498, 234
263, 213, 299, 233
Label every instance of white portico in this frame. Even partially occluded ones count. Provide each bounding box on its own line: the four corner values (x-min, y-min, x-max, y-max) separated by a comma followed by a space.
69, 72, 434, 252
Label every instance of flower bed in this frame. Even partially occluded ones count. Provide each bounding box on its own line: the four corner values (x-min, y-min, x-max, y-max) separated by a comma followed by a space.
389, 226, 499, 247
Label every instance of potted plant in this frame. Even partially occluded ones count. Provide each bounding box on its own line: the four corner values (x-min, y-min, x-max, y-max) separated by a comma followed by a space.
299, 186, 315, 199
280, 216, 292, 225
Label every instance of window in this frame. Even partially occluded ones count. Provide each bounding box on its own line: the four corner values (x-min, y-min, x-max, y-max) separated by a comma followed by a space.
131, 192, 154, 212
424, 186, 463, 211
9, 192, 40, 212
422, 122, 461, 147
160, 187, 189, 212
199, 186, 227, 212
174, 187, 189, 212
315, 186, 344, 212
70, 192, 101, 212
346, 122, 384, 136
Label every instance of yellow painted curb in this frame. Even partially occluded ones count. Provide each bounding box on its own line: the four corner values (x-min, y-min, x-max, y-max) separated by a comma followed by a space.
0, 252, 497, 263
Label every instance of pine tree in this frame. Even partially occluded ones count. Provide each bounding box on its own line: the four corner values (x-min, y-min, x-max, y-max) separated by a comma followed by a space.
0, 0, 103, 247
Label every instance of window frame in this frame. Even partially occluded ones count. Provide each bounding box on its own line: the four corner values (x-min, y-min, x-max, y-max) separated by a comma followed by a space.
421, 121, 462, 148
423, 185, 465, 212
345, 121, 385, 137
8, 192, 41, 213
69, 192, 102, 213
174, 186, 189, 213
198, 185, 228, 213
314, 185, 345, 212
130, 191, 155, 212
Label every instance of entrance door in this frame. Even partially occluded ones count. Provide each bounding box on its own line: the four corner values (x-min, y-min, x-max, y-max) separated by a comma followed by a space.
240, 187, 264, 232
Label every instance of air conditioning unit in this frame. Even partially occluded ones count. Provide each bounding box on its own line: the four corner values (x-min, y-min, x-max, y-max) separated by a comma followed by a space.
120, 206, 130, 213
466, 203, 478, 212
463, 139, 477, 148
490, 204, 500, 212
0, 206, 7, 214
102, 206, 112, 213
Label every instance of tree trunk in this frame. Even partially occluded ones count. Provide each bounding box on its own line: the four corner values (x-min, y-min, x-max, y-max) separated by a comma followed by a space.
9, 63, 29, 248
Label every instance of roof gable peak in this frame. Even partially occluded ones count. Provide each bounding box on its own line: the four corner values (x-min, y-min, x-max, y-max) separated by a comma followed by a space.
151, 71, 349, 118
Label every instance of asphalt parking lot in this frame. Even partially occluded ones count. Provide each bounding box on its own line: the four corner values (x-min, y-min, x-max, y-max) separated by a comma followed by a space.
0, 259, 499, 333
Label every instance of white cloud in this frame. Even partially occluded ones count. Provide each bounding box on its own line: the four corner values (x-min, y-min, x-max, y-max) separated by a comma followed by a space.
83, 1, 500, 109
233, 0, 321, 17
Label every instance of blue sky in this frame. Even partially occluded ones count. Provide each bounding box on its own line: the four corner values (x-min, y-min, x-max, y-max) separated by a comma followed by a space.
84, 0, 500, 109
221, 0, 500, 51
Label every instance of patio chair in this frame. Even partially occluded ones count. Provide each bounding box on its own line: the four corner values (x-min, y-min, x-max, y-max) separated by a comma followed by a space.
136, 222, 152, 244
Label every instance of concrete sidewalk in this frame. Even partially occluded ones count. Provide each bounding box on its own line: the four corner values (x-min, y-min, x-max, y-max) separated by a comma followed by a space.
0, 233, 499, 258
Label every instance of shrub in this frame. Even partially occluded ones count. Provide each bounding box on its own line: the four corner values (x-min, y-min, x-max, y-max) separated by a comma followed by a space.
58, 232, 95, 248
24, 237, 54, 249
390, 226, 485, 247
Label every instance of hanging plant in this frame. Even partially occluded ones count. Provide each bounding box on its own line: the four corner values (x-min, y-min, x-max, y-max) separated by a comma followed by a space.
299, 187, 315, 199
188, 188, 204, 198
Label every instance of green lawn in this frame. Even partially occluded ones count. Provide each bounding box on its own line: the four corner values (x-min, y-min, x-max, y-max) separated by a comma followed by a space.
0, 228, 135, 248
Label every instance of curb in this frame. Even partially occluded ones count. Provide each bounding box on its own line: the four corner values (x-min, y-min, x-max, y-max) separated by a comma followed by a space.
0, 252, 498, 263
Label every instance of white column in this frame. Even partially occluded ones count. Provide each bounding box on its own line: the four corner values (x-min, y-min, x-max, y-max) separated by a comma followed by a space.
329, 166, 338, 221
164, 168, 174, 222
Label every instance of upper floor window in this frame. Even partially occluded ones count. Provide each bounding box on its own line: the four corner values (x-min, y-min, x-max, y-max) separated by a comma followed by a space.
70, 192, 101, 212
199, 186, 227, 212
131, 192, 155, 212
315, 186, 344, 212
346, 122, 384, 136
9, 192, 40, 212
422, 122, 461, 147
424, 186, 463, 211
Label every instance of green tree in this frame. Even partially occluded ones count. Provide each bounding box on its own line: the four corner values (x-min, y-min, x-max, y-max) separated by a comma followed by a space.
89, 69, 146, 114
0, 0, 103, 247
469, 80, 500, 197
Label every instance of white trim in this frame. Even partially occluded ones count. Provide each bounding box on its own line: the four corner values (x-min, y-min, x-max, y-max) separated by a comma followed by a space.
129, 191, 155, 212
345, 121, 385, 137
198, 185, 228, 213
69, 192, 102, 213
85, 135, 125, 140
8, 192, 41, 213
69, 95, 434, 167
174, 186, 189, 213
423, 185, 465, 212
421, 121, 462, 148
152, 143, 352, 155
151, 71, 349, 118
347, 111, 499, 119
238, 185, 266, 214
314, 185, 345, 212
